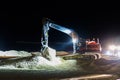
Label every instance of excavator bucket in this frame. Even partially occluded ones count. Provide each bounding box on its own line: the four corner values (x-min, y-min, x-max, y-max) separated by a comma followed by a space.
41, 47, 56, 61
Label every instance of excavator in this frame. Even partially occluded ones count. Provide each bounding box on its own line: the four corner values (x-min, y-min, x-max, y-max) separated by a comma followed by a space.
41, 18, 102, 60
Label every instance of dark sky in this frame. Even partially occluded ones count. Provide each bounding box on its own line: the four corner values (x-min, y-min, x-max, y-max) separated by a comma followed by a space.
1, 7, 120, 51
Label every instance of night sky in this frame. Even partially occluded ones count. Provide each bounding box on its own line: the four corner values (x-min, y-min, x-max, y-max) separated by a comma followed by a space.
1, 8, 120, 51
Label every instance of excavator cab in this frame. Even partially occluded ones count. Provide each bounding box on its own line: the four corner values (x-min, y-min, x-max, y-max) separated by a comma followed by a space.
77, 38, 102, 53
86, 38, 101, 52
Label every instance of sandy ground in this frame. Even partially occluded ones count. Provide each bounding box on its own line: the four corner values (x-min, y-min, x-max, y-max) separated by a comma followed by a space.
0, 51, 120, 80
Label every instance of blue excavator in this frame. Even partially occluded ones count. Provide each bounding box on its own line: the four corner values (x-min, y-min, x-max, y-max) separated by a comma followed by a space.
41, 18, 102, 60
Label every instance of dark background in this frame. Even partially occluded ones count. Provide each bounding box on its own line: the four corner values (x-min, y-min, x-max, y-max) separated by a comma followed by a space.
1, 6, 120, 51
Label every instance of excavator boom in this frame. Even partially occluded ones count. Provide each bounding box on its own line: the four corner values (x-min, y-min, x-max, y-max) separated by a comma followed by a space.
41, 18, 78, 54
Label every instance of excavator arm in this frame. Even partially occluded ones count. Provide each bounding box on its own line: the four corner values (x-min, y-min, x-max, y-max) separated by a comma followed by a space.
41, 18, 79, 54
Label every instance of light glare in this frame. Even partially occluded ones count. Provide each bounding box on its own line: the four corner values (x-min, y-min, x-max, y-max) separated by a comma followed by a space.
116, 46, 120, 50
72, 38, 77, 43
109, 45, 116, 50
64, 29, 72, 34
